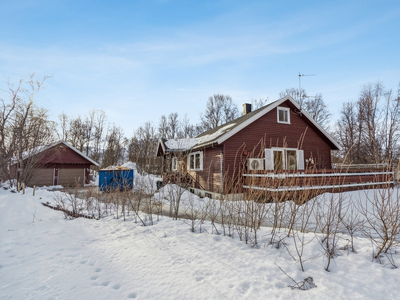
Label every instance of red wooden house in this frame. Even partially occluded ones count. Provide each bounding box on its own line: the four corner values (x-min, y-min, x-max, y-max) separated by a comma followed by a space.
157, 95, 393, 198
8, 141, 99, 187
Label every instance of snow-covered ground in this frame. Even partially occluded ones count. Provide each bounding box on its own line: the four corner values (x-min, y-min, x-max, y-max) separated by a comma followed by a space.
1, 186, 400, 299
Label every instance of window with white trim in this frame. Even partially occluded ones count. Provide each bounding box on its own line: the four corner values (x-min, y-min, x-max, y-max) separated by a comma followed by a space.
265, 148, 304, 171
277, 106, 290, 124
187, 151, 203, 171
172, 157, 178, 171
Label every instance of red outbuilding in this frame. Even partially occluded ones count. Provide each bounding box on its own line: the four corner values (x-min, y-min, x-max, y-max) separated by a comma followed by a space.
8, 141, 99, 187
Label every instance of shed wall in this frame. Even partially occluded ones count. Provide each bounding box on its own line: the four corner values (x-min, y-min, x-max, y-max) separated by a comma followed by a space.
58, 168, 84, 186
26, 168, 54, 186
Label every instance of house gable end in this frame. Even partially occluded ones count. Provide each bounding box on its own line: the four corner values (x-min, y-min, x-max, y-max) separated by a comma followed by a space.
221, 101, 335, 171
217, 96, 340, 150
36, 145, 95, 165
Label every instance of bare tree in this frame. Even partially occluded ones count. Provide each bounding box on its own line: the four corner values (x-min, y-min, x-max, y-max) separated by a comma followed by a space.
179, 114, 196, 138
336, 101, 359, 163
91, 110, 107, 165
102, 124, 125, 168
200, 94, 239, 131
0, 74, 55, 185
336, 81, 400, 164
58, 112, 69, 141
251, 98, 269, 110
380, 87, 400, 162
279, 88, 331, 129
0, 78, 23, 182
279, 88, 307, 107
127, 121, 158, 174
68, 116, 86, 151
358, 82, 384, 163
303, 93, 331, 130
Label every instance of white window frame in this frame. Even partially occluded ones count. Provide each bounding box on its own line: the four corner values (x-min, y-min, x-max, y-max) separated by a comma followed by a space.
265, 147, 304, 170
277, 106, 290, 124
172, 157, 178, 171
187, 151, 203, 171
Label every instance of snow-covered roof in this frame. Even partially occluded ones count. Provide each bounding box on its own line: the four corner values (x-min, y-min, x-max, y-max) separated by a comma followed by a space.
11, 141, 99, 166
10, 146, 48, 164
162, 123, 237, 152
157, 95, 340, 154
165, 138, 199, 151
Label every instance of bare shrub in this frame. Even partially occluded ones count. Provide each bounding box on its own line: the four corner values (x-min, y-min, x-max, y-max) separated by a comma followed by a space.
357, 184, 400, 263
339, 196, 365, 253
206, 198, 221, 235
182, 194, 204, 232
315, 193, 344, 272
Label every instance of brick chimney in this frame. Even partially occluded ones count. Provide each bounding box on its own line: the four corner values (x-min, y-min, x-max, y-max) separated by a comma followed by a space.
242, 103, 252, 115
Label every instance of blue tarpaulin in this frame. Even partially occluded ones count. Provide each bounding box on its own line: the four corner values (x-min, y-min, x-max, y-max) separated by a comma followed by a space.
99, 168, 134, 191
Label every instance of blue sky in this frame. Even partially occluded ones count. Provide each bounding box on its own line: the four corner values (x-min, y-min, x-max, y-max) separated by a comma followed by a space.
1, 0, 399, 134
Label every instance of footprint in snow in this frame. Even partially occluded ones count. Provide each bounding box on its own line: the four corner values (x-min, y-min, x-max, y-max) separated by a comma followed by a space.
91, 275, 98, 280
113, 284, 121, 290
274, 282, 285, 289
95, 268, 102, 272
239, 282, 250, 294
213, 236, 222, 242
35, 285, 47, 291
101, 281, 111, 286
80, 260, 87, 264
128, 293, 137, 298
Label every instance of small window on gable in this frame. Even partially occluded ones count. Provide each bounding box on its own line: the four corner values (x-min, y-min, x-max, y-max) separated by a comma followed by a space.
187, 151, 203, 171
277, 107, 290, 124
172, 157, 178, 171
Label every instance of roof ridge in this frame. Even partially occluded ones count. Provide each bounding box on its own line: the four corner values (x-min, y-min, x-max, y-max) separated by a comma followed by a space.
196, 100, 277, 138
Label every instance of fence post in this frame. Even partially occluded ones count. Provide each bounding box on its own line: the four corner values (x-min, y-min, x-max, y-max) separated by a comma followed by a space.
22, 183, 25, 194
33, 185, 36, 196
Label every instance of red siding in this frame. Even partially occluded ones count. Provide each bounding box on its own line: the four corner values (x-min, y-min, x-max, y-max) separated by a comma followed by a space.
222, 101, 333, 188
37, 145, 93, 165
187, 147, 222, 194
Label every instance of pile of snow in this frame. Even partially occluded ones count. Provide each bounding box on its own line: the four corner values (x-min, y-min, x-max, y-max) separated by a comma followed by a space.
120, 161, 162, 193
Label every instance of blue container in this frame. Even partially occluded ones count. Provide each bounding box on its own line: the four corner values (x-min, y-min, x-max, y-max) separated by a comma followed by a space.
99, 168, 134, 192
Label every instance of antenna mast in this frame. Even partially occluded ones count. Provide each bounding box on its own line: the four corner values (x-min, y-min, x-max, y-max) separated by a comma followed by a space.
298, 72, 315, 107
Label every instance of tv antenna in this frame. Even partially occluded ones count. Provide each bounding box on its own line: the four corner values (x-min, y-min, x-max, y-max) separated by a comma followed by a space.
298, 72, 315, 109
